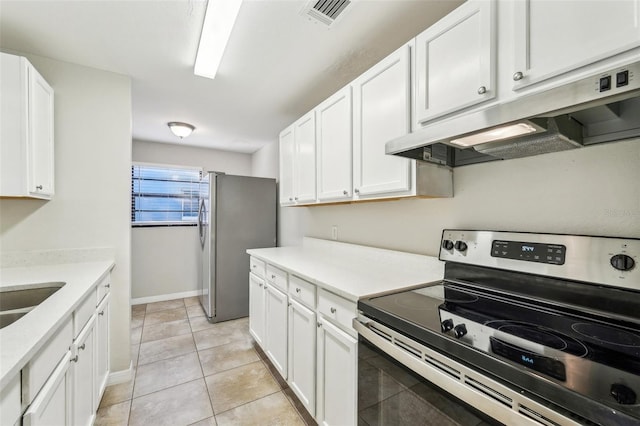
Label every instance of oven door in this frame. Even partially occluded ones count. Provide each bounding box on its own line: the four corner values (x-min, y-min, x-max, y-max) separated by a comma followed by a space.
354, 317, 585, 426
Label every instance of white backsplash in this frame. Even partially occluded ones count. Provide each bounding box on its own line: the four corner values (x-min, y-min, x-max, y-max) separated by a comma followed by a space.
0, 247, 115, 268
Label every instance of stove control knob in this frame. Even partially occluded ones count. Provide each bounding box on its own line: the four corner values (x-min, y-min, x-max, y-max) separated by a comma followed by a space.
453, 324, 467, 339
441, 319, 454, 332
610, 383, 636, 405
442, 240, 454, 251
610, 254, 635, 271
454, 241, 468, 252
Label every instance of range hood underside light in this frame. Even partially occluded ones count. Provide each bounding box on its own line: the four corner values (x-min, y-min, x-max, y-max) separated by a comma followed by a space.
449, 122, 543, 147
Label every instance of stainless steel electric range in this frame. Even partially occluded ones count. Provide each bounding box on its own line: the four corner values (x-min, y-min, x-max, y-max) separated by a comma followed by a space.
355, 230, 640, 426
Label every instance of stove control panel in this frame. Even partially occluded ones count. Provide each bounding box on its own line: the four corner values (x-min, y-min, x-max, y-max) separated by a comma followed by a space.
439, 230, 640, 292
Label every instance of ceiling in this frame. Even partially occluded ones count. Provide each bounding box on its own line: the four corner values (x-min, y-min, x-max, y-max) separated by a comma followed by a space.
0, 0, 463, 154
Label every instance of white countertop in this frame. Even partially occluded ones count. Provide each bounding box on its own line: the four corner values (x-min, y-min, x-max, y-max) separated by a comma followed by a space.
0, 260, 114, 389
247, 238, 444, 302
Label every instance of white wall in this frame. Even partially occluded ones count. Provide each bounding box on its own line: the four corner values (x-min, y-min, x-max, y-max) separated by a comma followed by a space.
131, 140, 253, 300
251, 141, 306, 247
0, 52, 132, 373
304, 139, 640, 255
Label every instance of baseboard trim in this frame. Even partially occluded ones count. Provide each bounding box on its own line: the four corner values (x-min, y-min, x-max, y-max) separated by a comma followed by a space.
107, 362, 133, 385
131, 290, 200, 305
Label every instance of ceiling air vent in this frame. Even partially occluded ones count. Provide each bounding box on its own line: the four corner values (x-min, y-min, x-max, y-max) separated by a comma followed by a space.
301, 0, 352, 27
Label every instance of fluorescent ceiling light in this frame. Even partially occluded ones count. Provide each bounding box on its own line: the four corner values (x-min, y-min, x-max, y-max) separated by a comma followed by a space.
194, 0, 243, 79
450, 122, 540, 147
168, 122, 195, 139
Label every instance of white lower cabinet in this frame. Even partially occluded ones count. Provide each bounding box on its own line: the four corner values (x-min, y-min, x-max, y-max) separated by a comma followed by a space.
72, 316, 96, 426
249, 259, 358, 425
95, 294, 110, 404
23, 352, 73, 426
316, 317, 357, 426
249, 272, 266, 346
265, 283, 288, 379
19, 272, 111, 426
287, 298, 316, 416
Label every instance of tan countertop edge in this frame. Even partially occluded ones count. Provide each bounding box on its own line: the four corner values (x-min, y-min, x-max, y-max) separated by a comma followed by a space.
0, 260, 115, 389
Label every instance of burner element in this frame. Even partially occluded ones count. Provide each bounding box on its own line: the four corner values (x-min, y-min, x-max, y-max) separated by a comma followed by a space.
486, 321, 588, 357
444, 288, 478, 304
572, 323, 640, 347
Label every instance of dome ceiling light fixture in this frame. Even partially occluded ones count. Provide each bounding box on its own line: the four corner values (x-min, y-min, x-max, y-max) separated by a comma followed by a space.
167, 122, 195, 139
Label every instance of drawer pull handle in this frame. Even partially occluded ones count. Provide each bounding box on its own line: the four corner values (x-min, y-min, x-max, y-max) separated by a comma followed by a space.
71, 355, 79, 363
79, 343, 86, 351
99, 311, 105, 316
36, 185, 43, 190
330, 307, 336, 314
296, 288, 300, 293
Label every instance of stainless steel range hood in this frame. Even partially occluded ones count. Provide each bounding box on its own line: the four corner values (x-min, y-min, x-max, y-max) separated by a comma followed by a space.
386, 60, 640, 167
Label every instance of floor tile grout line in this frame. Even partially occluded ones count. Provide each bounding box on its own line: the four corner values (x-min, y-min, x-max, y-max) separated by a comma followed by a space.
212, 388, 283, 417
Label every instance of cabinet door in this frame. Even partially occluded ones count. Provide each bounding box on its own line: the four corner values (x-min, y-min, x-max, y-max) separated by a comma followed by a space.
249, 272, 266, 347
95, 295, 110, 405
73, 317, 96, 426
279, 125, 295, 206
294, 111, 316, 204
287, 299, 316, 417
353, 43, 413, 198
23, 352, 72, 426
513, 0, 640, 90
316, 318, 357, 426
265, 283, 288, 379
27, 64, 54, 197
316, 87, 353, 202
415, 0, 495, 123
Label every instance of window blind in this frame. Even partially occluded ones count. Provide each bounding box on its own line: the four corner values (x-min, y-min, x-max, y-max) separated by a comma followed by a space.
131, 164, 202, 226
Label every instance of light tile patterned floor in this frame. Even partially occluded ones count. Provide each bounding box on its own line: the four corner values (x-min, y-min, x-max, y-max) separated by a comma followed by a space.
95, 297, 315, 426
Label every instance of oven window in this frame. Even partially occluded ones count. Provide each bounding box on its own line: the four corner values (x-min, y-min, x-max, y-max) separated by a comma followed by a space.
358, 339, 503, 426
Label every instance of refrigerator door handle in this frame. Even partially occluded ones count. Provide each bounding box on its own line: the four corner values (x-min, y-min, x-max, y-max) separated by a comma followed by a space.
198, 199, 206, 248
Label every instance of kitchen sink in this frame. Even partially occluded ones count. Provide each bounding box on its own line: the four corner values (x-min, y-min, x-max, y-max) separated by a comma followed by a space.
0, 282, 65, 329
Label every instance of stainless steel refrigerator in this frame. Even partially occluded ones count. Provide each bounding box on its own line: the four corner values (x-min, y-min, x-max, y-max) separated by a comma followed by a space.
197, 172, 276, 323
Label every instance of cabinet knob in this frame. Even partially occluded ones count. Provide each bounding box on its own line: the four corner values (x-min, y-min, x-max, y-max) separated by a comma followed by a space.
289, 197, 293, 201
99, 311, 105, 316
354, 188, 360, 194
513, 71, 524, 81
317, 322, 322, 328
259, 282, 263, 287
79, 343, 86, 351
343, 190, 348, 196
330, 307, 336, 314
477, 86, 487, 95
294, 197, 298, 201
271, 274, 276, 279
36, 185, 43, 190
71, 355, 79, 363
295, 288, 300, 293
288, 302, 292, 307
105, 284, 110, 288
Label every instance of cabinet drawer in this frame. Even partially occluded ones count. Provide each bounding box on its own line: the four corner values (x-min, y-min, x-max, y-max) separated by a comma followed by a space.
317, 289, 356, 333
266, 264, 287, 292
0, 374, 20, 426
289, 275, 316, 309
96, 274, 110, 305
250, 257, 266, 278
74, 289, 96, 338
22, 317, 73, 406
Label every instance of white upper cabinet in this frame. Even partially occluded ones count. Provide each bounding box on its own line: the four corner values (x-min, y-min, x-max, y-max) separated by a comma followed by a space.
353, 42, 413, 198
279, 112, 317, 205
316, 87, 353, 202
512, 0, 640, 90
279, 125, 295, 206
415, 0, 496, 124
0, 52, 54, 199
294, 111, 317, 204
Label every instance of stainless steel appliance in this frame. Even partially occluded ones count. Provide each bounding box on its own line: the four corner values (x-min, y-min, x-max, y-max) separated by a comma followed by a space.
356, 230, 640, 425
198, 172, 276, 323
387, 60, 640, 166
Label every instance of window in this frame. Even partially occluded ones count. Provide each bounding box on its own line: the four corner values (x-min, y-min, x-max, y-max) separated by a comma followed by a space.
131, 163, 202, 226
